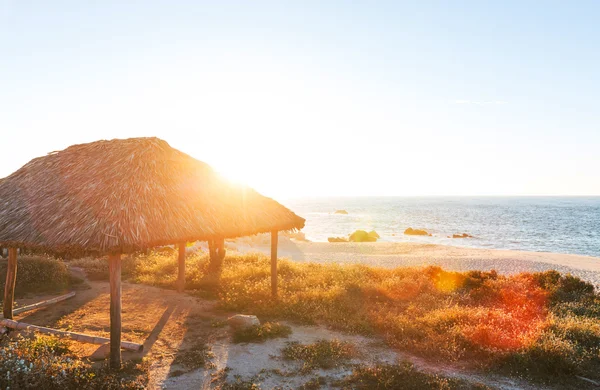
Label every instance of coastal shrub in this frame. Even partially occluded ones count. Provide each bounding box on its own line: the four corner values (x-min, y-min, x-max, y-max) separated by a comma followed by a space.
533, 270, 595, 303
171, 342, 215, 371
281, 339, 356, 372
0, 334, 148, 389
195, 254, 598, 381
232, 322, 292, 343
336, 362, 492, 389
0, 256, 71, 297
61, 252, 600, 382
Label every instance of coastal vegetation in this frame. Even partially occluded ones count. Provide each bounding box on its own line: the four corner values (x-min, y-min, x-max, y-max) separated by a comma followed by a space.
69, 251, 600, 385
232, 322, 292, 343
281, 339, 357, 372
2, 251, 599, 387
0, 334, 148, 389
335, 362, 492, 390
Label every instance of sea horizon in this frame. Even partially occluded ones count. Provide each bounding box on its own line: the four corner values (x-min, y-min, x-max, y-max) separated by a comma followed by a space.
281, 196, 600, 258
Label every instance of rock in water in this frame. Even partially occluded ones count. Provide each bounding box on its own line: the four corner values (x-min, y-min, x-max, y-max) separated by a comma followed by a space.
227, 314, 260, 329
334, 209, 349, 214
328, 237, 348, 242
368, 230, 380, 240
452, 233, 473, 238
404, 227, 430, 236
349, 230, 377, 242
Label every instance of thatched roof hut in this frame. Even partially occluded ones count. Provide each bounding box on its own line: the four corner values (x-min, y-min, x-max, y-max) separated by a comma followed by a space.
0, 137, 304, 255
0, 137, 304, 368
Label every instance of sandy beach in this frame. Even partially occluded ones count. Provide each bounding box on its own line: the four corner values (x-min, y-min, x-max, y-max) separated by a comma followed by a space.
232, 239, 600, 287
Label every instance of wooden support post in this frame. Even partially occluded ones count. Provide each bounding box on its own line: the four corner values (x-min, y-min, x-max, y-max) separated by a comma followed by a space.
208, 238, 226, 274
109, 253, 122, 369
3, 248, 17, 319
208, 240, 216, 262
177, 242, 186, 292
271, 231, 278, 299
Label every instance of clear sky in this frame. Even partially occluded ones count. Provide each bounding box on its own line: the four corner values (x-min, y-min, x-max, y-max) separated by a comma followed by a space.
1, 1, 599, 197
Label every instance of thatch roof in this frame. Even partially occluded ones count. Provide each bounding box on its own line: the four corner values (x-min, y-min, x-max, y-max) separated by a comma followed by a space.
0, 137, 304, 255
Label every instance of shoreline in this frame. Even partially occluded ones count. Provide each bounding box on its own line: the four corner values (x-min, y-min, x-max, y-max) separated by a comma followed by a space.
231, 240, 600, 287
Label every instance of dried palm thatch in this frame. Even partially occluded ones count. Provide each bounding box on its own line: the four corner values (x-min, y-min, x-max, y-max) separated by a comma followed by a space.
0, 137, 305, 255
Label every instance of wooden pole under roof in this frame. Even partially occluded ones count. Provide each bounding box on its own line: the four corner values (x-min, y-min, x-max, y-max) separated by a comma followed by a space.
3, 248, 17, 319
271, 231, 278, 298
177, 242, 186, 292
109, 253, 122, 369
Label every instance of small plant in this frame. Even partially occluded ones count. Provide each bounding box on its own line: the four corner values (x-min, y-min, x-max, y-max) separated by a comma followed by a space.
232, 322, 292, 343
0, 334, 148, 389
172, 342, 215, 370
299, 376, 328, 389
216, 372, 263, 390
281, 339, 356, 372
336, 362, 492, 389
23, 334, 72, 357
220, 378, 261, 390
211, 319, 229, 328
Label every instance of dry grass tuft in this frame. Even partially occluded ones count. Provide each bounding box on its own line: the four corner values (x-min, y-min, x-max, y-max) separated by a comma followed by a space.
232, 322, 292, 344
336, 362, 492, 389
281, 339, 357, 372
171, 342, 215, 371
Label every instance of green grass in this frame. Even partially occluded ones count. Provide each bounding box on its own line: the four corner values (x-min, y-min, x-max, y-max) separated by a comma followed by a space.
70, 252, 600, 384
281, 339, 356, 373
232, 322, 292, 343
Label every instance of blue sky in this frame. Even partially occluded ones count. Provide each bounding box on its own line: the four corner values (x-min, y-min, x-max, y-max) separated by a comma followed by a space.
1, 1, 599, 196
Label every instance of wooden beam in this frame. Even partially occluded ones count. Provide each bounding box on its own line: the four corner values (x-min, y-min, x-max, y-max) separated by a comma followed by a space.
0, 318, 142, 351
3, 248, 17, 319
13, 292, 76, 315
109, 253, 122, 369
177, 242, 186, 292
271, 231, 278, 298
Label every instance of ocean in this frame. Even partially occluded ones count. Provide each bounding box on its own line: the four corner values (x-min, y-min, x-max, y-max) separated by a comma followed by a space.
282, 197, 600, 257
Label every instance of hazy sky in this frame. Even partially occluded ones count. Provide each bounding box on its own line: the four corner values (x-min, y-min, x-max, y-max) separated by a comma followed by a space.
1, 1, 599, 197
